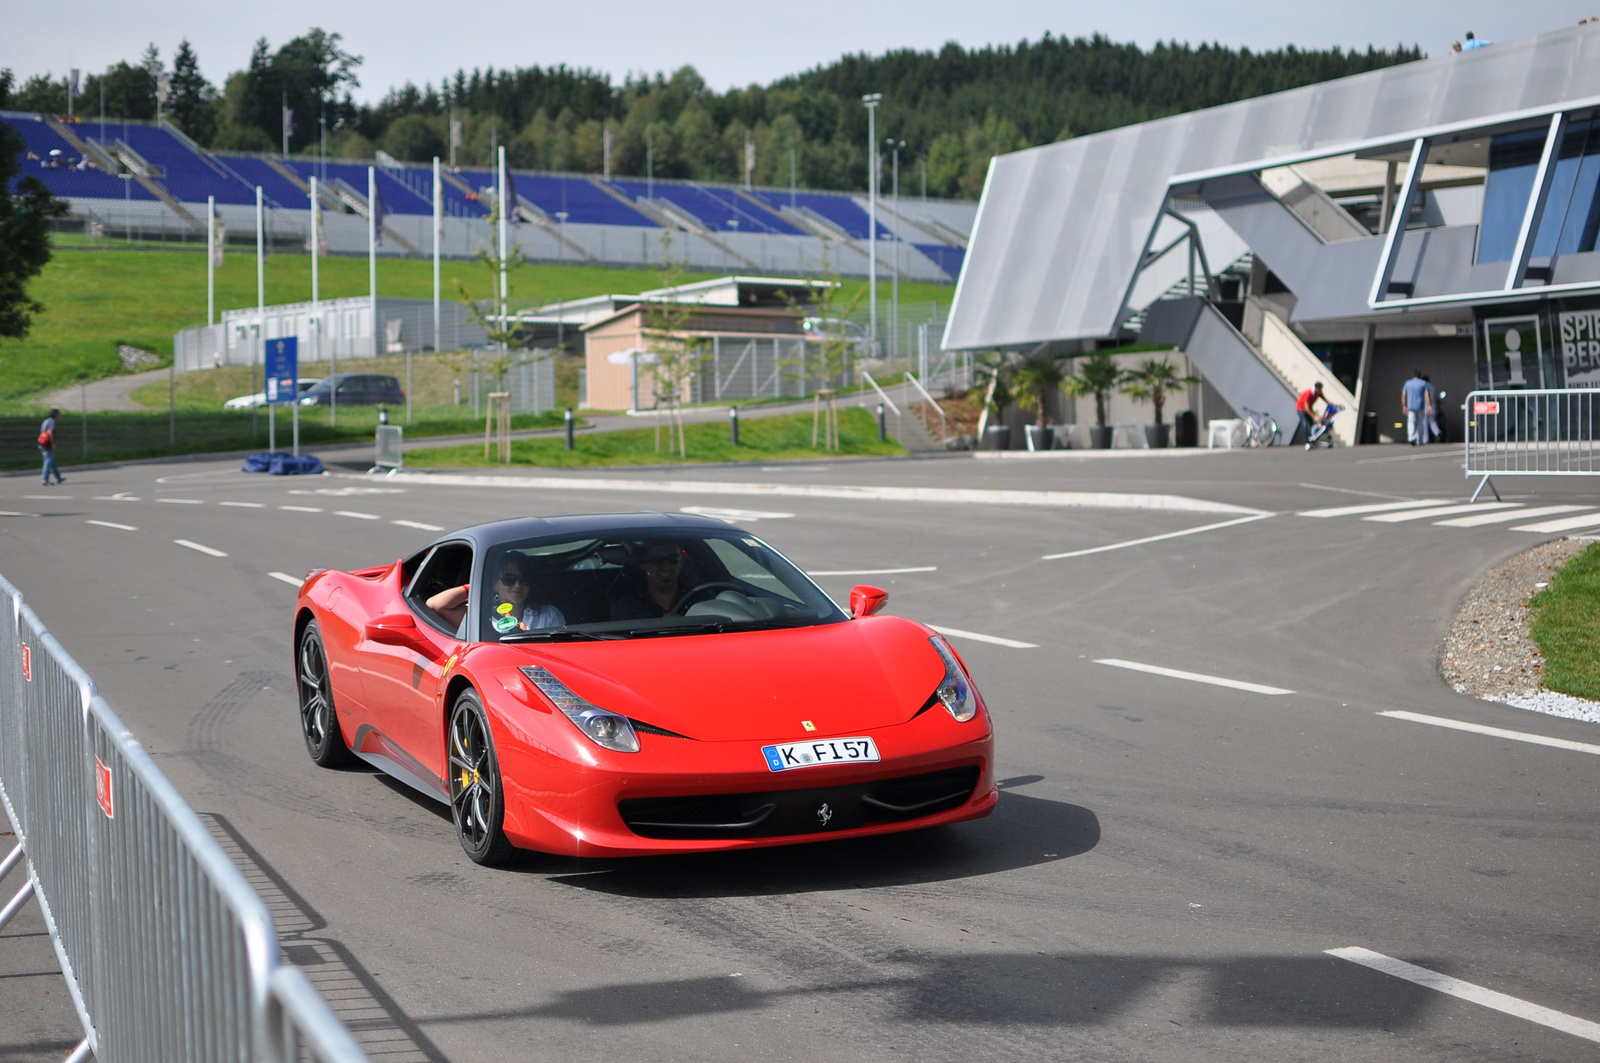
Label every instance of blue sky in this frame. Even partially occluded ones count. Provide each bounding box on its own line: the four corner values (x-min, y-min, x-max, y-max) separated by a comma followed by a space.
5, 3, 1595, 103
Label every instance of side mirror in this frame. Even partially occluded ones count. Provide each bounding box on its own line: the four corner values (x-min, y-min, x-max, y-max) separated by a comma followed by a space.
850, 585, 889, 618
364, 613, 432, 653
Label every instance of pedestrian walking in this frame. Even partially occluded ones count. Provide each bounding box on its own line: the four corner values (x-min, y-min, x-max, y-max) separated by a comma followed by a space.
38, 408, 65, 485
1423, 374, 1443, 442
1401, 370, 1432, 446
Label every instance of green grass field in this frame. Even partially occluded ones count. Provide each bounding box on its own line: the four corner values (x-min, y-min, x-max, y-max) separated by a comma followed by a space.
0, 243, 955, 407
1528, 542, 1600, 700
407, 407, 904, 468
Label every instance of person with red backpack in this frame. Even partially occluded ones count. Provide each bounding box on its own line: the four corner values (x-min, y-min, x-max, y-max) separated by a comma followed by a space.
38, 408, 64, 485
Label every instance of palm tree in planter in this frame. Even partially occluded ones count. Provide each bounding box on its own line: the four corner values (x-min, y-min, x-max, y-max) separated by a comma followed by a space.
1008, 350, 1071, 450
1067, 352, 1126, 449
1120, 357, 1199, 448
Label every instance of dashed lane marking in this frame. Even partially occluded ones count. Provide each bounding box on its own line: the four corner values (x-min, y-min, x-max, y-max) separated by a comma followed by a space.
680, 505, 795, 522
1364, 502, 1521, 523
24, 494, 71, 500
1327, 947, 1600, 1043
157, 498, 204, 505
0, 511, 38, 517
811, 566, 938, 576
218, 501, 265, 508
174, 539, 228, 558
1042, 513, 1274, 560
1435, 505, 1590, 527
927, 625, 1038, 649
86, 520, 137, 531
1298, 499, 1441, 517
334, 510, 381, 520
1378, 710, 1600, 755
1096, 658, 1294, 695
279, 505, 322, 513
392, 520, 443, 531
1513, 511, 1600, 533
268, 572, 304, 587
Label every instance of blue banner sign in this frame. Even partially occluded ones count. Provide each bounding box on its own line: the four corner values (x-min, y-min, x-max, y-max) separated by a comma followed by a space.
264, 336, 299, 405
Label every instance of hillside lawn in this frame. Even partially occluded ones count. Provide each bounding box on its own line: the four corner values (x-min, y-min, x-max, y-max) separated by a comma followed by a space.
1529, 542, 1600, 701
0, 244, 955, 406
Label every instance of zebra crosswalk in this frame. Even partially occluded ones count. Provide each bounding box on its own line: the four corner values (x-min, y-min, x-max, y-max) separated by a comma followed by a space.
1298, 498, 1600, 533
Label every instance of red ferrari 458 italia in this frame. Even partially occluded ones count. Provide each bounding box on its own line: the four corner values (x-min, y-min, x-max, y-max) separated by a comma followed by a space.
292, 513, 995, 863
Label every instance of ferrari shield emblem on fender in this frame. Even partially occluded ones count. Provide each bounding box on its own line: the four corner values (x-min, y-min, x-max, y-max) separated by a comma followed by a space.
817, 802, 833, 826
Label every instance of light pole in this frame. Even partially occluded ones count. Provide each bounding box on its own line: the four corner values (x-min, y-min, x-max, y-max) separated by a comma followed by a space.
886, 138, 904, 364
861, 93, 882, 359
555, 211, 569, 355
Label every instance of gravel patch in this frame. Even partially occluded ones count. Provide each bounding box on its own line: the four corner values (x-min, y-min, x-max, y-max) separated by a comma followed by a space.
1441, 536, 1600, 725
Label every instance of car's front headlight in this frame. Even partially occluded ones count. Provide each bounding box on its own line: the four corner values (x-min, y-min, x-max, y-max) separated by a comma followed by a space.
928, 636, 979, 722
519, 666, 640, 753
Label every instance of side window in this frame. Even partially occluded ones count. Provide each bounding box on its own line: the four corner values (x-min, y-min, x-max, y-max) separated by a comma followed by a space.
406, 542, 475, 634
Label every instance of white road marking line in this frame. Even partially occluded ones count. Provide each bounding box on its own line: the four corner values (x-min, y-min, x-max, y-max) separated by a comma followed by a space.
268, 571, 304, 587
334, 510, 381, 520
811, 566, 938, 576
392, 520, 443, 531
218, 501, 265, 508
1298, 499, 1438, 517
1043, 513, 1274, 560
927, 625, 1037, 649
86, 520, 137, 531
1378, 710, 1600, 755
279, 505, 322, 512
24, 494, 71, 500
1327, 947, 1600, 1044
173, 539, 227, 557
1096, 658, 1294, 695
1435, 505, 1591, 528
1364, 502, 1521, 523
157, 498, 204, 505
92, 494, 139, 501
0, 511, 38, 517
1512, 511, 1600, 533
372, 473, 1265, 516
680, 505, 796, 522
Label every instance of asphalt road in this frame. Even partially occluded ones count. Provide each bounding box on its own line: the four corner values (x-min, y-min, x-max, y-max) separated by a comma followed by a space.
1, 446, 1597, 1061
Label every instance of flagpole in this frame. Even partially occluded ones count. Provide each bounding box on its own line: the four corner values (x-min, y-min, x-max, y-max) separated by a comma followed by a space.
364, 166, 380, 430
429, 155, 440, 426
304, 177, 318, 457
206, 196, 215, 326
257, 186, 273, 452
498, 146, 508, 360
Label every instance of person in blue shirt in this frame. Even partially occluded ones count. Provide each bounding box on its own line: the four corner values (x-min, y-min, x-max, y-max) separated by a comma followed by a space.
1463, 32, 1492, 51
1401, 370, 1433, 446
38, 408, 64, 485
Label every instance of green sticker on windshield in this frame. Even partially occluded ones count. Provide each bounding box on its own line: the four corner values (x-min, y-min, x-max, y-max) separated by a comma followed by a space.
492, 615, 518, 633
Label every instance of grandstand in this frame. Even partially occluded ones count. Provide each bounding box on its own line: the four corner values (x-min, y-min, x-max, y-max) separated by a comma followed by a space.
3, 111, 974, 282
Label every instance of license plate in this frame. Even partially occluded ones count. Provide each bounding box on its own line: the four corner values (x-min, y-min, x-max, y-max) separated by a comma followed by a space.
761, 736, 880, 772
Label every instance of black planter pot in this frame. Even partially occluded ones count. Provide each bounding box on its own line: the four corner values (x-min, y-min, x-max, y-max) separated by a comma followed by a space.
1089, 425, 1114, 450
1144, 423, 1171, 448
982, 425, 1011, 451
1024, 424, 1053, 451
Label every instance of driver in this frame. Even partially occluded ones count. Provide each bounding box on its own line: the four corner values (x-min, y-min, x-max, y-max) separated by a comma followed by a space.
610, 542, 688, 620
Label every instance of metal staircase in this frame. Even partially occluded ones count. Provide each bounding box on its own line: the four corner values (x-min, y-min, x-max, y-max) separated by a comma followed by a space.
48, 117, 203, 233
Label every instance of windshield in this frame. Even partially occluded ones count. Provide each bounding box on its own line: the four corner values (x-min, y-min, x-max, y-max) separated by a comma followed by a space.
476, 529, 846, 642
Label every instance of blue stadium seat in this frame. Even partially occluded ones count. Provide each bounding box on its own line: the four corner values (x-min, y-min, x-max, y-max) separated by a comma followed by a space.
220, 156, 308, 208
3, 114, 155, 200
914, 243, 965, 279
116, 124, 255, 204
749, 190, 892, 240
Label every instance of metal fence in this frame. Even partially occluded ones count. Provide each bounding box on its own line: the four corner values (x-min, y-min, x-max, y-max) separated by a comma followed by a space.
0, 571, 367, 1062
1464, 388, 1600, 500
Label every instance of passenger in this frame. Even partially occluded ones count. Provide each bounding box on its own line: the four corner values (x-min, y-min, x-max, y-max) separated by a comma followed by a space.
610, 542, 689, 620
485, 556, 565, 635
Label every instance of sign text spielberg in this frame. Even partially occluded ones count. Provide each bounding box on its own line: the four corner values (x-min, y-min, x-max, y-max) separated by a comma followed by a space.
1558, 310, 1600, 386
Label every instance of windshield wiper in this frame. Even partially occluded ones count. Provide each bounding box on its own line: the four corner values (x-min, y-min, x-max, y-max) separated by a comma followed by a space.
620, 621, 728, 638
498, 629, 624, 642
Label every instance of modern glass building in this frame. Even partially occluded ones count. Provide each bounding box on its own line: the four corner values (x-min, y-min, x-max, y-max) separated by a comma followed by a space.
943, 22, 1600, 443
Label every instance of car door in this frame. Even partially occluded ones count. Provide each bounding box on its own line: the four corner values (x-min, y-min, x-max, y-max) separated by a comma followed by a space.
354, 541, 471, 793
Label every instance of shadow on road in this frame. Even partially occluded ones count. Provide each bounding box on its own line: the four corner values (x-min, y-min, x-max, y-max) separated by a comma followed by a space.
535, 776, 1099, 898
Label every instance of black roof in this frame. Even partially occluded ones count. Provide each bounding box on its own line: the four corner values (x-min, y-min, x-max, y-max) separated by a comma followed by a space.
430, 511, 737, 551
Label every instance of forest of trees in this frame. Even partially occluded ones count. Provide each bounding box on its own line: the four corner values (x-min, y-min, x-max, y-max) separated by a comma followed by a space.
3, 31, 1424, 198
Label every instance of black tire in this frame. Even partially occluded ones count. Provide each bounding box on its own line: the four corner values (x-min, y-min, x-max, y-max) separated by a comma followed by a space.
447, 690, 517, 866
297, 621, 355, 767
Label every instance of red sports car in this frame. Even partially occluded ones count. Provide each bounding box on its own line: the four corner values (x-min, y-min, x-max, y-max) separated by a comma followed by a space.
293, 514, 996, 863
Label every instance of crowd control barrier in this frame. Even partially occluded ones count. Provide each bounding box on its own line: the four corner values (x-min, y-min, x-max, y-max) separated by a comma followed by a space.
0, 571, 368, 1062
1464, 388, 1600, 501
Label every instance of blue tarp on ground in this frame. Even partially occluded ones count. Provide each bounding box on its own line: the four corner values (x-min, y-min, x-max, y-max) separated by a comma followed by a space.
242, 452, 324, 475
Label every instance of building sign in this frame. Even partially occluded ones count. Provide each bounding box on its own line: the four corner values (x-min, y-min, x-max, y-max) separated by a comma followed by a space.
264, 337, 298, 404
1481, 315, 1544, 389
1558, 310, 1600, 387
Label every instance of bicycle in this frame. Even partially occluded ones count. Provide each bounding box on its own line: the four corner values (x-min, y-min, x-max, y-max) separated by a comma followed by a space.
1239, 407, 1281, 447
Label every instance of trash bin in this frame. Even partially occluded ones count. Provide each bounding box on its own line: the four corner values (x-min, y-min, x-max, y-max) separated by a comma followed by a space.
1174, 410, 1198, 447
1361, 411, 1378, 445
982, 425, 1011, 451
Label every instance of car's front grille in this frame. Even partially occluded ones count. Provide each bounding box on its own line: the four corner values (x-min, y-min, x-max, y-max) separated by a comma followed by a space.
617, 765, 980, 839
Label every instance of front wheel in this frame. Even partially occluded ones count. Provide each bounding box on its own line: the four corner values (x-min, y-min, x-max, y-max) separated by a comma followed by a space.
297, 621, 354, 767
447, 690, 517, 866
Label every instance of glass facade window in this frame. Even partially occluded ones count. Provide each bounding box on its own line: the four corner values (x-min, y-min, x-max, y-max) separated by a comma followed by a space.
1479, 118, 1600, 262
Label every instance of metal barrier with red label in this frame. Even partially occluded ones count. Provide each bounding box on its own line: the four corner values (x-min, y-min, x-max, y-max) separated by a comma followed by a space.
1464, 388, 1600, 501
0, 571, 367, 1062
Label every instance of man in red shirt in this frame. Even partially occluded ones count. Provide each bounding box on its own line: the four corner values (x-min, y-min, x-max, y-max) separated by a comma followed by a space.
1296, 383, 1325, 445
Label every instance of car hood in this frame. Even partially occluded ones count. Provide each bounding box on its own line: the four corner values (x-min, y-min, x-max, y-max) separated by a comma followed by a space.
520, 616, 945, 742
